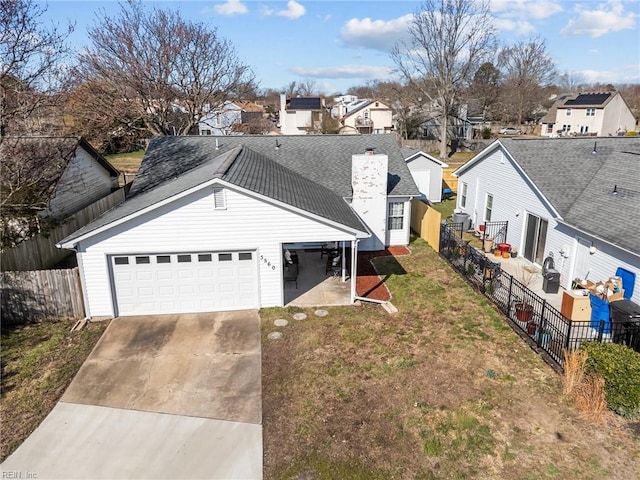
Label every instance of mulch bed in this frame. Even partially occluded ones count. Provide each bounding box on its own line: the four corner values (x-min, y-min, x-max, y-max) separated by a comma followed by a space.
356, 246, 411, 301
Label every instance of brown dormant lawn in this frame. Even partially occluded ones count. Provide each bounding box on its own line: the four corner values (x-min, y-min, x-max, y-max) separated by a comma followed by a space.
260, 238, 640, 479
1, 318, 108, 461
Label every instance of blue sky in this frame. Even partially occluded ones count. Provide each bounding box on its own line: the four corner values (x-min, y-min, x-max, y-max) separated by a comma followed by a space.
43, 0, 640, 94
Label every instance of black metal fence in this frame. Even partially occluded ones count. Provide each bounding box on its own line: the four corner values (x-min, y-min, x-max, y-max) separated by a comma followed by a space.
439, 222, 640, 371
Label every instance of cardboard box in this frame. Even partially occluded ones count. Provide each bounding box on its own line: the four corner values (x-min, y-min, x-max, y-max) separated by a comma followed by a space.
608, 290, 625, 302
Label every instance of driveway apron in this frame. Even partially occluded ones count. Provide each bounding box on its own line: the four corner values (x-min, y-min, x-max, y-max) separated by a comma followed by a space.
1, 311, 262, 479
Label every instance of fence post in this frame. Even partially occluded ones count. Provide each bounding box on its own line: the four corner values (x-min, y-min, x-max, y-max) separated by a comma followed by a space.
597, 320, 604, 342
565, 320, 572, 352
507, 274, 514, 319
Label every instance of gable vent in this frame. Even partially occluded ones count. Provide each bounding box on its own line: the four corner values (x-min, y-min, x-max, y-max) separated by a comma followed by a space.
213, 187, 226, 209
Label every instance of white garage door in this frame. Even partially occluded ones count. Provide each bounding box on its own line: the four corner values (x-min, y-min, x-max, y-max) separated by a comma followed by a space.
111, 251, 259, 316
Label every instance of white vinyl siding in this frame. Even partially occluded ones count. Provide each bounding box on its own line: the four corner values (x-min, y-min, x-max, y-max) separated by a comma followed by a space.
76, 185, 360, 317
48, 148, 116, 218
457, 145, 640, 302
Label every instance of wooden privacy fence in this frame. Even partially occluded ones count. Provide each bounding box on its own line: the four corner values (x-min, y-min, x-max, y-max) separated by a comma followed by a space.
411, 199, 442, 251
1, 187, 126, 271
1, 267, 85, 325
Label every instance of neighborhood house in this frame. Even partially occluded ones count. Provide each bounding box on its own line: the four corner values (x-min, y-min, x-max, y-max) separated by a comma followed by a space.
58, 135, 419, 318
453, 137, 640, 305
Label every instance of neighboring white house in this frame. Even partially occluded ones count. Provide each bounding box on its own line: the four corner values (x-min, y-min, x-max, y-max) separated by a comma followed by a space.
337, 99, 394, 135
453, 137, 640, 304
58, 135, 419, 318
540, 91, 636, 138
0, 136, 120, 221
279, 95, 324, 135
198, 101, 265, 136
401, 146, 448, 203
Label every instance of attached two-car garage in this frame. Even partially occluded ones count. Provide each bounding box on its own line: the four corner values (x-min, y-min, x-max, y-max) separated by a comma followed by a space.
111, 251, 259, 316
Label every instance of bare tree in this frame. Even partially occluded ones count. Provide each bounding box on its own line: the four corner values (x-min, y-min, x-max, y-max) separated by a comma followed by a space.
498, 36, 557, 125
557, 71, 587, 93
1, 0, 74, 140
75, 0, 254, 137
392, 0, 496, 159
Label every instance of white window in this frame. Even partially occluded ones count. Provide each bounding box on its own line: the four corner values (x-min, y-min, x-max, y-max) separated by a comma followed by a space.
201, 129, 212, 136
214, 114, 222, 127
460, 182, 467, 208
484, 194, 493, 222
566, 109, 571, 116
586, 108, 595, 117
213, 187, 226, 209
580, 125, 589, 134
546, 124, 553, 133
387, 202, 404, 230
562, 125, 571, 132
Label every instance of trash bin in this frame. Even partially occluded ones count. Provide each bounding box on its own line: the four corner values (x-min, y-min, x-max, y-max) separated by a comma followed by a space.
609, 300, 640, 353
542, 269, 560, 294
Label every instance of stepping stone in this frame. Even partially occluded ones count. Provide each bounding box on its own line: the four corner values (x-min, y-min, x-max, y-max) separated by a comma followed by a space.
293, 312, 307, 321
268, 331, 282, 340
274, 319, 289, 327
314, 309, 328, 317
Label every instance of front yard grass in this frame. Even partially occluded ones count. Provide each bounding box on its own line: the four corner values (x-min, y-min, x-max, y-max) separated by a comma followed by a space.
0, 318, 108, 461
261, 238, 640, 479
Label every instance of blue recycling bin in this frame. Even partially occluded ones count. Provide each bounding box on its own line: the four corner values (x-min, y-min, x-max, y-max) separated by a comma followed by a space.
589, 293, 611, 334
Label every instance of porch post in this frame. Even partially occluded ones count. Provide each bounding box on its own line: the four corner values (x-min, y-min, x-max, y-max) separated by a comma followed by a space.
350, 239, 359, 303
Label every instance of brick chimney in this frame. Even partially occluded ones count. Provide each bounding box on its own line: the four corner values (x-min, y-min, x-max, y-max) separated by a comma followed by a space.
351, 152, 388, 251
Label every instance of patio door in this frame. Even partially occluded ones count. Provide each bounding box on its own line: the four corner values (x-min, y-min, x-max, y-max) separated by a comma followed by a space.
523, 213, 548, 265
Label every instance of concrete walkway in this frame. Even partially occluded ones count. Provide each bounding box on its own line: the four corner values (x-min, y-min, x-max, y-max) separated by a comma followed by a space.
1, 312, 262, 479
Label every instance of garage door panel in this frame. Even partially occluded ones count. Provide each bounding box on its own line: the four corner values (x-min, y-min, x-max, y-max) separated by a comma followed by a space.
111, 251, 258, 316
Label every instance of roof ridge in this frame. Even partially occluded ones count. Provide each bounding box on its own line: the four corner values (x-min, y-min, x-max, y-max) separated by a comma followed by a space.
213, 145, 243, 178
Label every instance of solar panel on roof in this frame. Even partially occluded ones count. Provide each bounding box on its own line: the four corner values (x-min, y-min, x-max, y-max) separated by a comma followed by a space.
288, 98, 322, 109
564, 93, 611, 106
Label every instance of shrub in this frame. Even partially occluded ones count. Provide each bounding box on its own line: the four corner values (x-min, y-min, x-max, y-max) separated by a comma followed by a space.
579, 342, 640, 419
481, 127, 492, 139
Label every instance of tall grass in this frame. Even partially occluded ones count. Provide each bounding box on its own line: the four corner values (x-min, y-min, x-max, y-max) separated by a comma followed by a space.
563, 349, 608, 422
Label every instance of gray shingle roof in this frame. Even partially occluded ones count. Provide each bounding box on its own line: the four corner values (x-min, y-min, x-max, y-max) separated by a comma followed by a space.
61, 135, 418, 245
468, 137, 640, 254
130, 134, 418, 198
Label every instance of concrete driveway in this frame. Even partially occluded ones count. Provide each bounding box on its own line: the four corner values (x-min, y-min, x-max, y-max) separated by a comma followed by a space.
1, 311, 262, 479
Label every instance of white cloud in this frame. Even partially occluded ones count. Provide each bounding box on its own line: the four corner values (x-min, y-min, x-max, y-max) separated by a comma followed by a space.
492, 18, 536, 36
578, 65, 640, 84
340, 15, 413, 52
491, 0, 563, 20
560, 0, 637, 38
213, 0, 248, 16
276, 1, 306, 20
290, 64, 395, 80
260, 5, 275, 16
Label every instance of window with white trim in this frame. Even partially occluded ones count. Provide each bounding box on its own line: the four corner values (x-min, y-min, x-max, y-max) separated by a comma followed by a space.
387, 202, 404, 230
485, 194, 493, 222
460, 182, 467, 208
213, 187, 226, 209
566, 108, 571, 116
586, 108, 595, 116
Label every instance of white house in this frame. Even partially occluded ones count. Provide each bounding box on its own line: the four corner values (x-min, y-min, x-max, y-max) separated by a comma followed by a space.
0, 136, 120, 221
453, 137, 640, 304
540, 91, 636, 138
279, 95, 324, 135
198, 101, 265, 136
337, 99, 394, 135
58, 135, 419, 318
401, 146, 448, 203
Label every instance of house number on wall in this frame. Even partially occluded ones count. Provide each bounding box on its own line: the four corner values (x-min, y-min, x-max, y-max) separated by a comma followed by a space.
260, 255, 276, 270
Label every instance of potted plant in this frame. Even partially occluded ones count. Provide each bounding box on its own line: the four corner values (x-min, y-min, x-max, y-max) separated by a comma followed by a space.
535, 328, 552, 347
510, 246, 518, 258
515, 302, 534, 322
483, 238, 494, 253
467, 263, 476, 276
